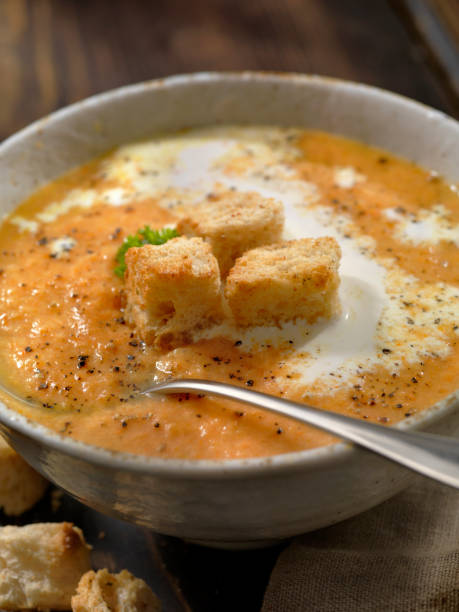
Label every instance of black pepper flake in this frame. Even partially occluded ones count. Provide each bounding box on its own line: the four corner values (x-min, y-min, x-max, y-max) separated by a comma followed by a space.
25, 346, 32, 353
246, 379, 254, 386
154, 422, 160, 428
382, 348, 392, 354
113, 366, 120, 372
396, 403, 403, 409
406, 317, 415, 325
129, 341, 138, 347
121, 421, 128, 428
411, 377, 418, 383
127, 355, 135, 361
276, 428, 283, 434
212, 356, 222, 362
77, 355, 89, 369
234, 340, 242, 346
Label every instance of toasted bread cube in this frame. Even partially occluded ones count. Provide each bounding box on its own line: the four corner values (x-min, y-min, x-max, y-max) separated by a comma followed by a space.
72, 569, 161, 612
0, 522, 91, 610
125, 237, 223, 348
225, 237, 341, 327
0, 437, 47, 515
176, 191, 284, 276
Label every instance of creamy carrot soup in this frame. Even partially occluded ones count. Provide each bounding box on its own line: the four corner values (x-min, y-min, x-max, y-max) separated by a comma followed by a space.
0, 127, 458, 460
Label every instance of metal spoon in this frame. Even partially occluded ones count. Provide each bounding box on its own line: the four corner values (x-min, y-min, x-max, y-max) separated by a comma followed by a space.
144, 378, 459, 489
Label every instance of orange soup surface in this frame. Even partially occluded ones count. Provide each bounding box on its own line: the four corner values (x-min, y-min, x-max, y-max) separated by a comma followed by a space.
0, 127, 458, 459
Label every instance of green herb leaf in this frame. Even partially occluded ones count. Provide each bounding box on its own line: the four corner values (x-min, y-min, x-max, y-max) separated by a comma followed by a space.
114, 226, 179, 278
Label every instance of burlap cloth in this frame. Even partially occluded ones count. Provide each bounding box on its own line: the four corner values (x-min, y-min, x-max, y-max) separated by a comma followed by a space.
262, 478, 459, 611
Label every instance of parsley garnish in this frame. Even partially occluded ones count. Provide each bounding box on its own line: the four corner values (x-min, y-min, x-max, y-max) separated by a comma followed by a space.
114, 226, 179, 278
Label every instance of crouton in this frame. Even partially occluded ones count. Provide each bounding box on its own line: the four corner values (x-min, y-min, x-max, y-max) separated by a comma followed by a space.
72, 569, 161, 612
0, 437, 47, 516
225, 237, 341, 327
176, 191, 284, 276
125, 236, 223, 348
0, 522, 91, 610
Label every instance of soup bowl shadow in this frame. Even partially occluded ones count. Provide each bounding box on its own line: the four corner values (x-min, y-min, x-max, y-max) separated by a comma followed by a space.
1, 73, 459, 548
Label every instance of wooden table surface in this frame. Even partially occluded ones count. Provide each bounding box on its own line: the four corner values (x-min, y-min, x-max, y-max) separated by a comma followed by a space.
1, 1, 458, 610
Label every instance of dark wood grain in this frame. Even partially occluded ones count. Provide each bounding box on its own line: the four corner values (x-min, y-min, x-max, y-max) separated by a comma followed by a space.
0, 1, 458, 610
431, 0, 459, 41
391, 0, 459, 115
0, 0, 457, 141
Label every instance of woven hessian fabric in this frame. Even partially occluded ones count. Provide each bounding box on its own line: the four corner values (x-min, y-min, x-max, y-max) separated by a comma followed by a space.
262, 478, 459, 611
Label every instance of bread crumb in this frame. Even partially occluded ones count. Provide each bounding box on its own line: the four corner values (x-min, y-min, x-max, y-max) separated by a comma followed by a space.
176, 191, 284, 276
225, 237, 341, 327
0, 437, 47, 515
0, 522, 91, 610
72, 568, 161, 612
51, 488, 64, 513
125, 236, 223, 348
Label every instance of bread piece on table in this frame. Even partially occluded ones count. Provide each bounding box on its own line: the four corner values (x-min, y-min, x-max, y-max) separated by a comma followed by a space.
0, 522, 91, 610
176, 191, 284, 276
0, 437, 47, 516
225, 237, 341, 327
125, 236, 223, 349
72, 568, 161, 612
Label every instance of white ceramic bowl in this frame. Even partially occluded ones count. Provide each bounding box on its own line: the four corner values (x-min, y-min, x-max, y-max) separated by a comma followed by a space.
1, 73, 459, 548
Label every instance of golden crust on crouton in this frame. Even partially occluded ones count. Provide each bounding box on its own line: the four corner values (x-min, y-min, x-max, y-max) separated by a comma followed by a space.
225, 237, 341, 327
0, 437, 47, 516
176, 191, 284, 276
72, 568, 161, 612
125, 236, 223, 349
0, 522, 91, 610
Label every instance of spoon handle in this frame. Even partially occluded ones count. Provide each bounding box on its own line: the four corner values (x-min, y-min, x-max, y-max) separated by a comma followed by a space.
145, 379, 459, 489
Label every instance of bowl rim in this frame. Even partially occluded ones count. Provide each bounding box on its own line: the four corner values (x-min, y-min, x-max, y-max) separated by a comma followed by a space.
1, 70, 458, 479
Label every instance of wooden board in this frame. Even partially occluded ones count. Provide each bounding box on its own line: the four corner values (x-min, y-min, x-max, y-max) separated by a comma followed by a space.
0, 0, 457, 141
